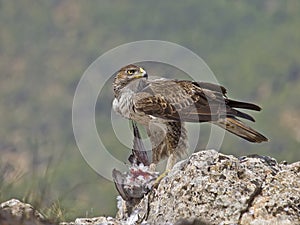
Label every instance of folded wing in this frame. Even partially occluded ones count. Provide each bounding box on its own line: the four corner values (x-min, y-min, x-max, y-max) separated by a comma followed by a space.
133, 79, 268, 143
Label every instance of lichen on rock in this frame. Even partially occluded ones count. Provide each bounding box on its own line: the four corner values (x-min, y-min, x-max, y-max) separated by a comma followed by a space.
1, 150, 299, 225
117, 150, 300, 225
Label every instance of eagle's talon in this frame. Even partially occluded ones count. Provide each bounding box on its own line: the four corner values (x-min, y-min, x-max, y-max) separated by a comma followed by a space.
153, 169, 170, 188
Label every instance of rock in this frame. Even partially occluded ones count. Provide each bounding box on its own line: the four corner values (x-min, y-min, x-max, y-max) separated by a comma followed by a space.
2, 150, 299, 225
117, 150, 300, 225
0, 198, 56, 225
73, 216, 121, 225
240, 161, 300, 225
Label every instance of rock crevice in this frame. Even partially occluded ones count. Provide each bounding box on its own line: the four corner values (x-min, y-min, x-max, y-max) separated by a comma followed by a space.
117, 150, 300, 225
1, 150, 299, 225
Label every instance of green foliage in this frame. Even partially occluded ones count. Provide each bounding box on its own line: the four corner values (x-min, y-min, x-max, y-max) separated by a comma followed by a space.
1, 0, 300, 220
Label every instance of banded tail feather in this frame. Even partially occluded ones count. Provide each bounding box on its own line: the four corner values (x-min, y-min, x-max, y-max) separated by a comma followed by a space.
215, 117, 268, 143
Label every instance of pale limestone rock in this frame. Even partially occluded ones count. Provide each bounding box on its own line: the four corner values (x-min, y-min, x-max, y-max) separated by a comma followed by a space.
117, 150, 300, 225
2, 150, 299, 225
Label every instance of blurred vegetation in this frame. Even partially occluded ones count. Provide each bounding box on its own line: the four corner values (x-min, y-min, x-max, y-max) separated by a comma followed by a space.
0, 0, 300, 221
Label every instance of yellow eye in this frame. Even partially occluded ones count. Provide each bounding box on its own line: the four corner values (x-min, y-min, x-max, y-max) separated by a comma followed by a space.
127, 69, 136, 75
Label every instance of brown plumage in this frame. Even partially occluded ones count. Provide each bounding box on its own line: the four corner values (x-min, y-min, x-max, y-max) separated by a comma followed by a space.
112, 64, 268, 169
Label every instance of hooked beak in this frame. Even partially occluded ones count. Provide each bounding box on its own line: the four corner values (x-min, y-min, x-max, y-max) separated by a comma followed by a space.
132, 67, 148, 79
140, 67, 148, 78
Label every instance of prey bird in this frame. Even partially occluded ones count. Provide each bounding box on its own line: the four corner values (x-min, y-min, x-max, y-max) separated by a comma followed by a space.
112, 64, 268, 170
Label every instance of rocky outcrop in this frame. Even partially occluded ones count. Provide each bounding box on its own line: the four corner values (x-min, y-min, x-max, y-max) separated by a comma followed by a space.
116, 150, 300, 224
0, 198, 56, 225
1, 150, 299, 225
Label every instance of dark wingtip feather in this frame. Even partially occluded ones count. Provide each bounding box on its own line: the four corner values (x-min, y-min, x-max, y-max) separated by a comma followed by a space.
234, 110, 256, 122
227, 99, 262, 111
130, 120, 150, 166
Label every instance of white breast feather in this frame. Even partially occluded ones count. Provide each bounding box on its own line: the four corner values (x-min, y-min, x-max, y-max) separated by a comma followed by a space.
113, 89, 135, 119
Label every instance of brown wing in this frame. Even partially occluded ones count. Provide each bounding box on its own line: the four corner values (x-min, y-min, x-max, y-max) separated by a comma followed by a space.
128, 120, 150, 166
133, 80, 258, 123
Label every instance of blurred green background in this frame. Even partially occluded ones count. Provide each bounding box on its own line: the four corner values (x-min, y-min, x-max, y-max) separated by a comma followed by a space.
1, 0, 300, 221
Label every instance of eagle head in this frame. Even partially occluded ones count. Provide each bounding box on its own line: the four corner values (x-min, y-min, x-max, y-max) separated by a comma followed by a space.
113, 64, 148, 97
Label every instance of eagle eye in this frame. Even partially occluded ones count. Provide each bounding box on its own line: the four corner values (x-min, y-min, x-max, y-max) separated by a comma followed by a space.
127, 69, 136, 75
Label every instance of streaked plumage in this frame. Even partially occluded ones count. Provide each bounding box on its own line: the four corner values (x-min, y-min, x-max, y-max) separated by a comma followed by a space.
112, 64, 268, 169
